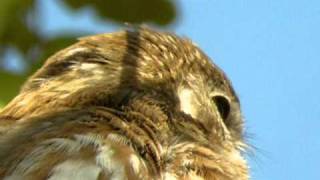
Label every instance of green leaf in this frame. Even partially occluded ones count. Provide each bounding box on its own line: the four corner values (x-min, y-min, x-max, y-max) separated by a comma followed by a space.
63, 0, 176, 25
0, 71, 27, 104
0, 100, 5, 108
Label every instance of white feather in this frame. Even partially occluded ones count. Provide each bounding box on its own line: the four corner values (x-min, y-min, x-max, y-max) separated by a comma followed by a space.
48, 159, 101, 180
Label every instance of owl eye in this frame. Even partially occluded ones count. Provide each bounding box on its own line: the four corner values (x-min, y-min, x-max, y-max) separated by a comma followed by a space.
212, 95, 230, 122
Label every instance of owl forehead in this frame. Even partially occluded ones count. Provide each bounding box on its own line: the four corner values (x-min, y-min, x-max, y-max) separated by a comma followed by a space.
134, 30, 228, 80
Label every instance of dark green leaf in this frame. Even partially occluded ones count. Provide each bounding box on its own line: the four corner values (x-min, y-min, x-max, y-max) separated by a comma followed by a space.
63, 0, 176, 25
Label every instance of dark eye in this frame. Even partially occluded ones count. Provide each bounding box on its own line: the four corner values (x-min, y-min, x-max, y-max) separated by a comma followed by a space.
212, 95, 230, 121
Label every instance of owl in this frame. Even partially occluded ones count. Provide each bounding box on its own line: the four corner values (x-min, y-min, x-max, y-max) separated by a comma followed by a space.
0, 27, 248, 179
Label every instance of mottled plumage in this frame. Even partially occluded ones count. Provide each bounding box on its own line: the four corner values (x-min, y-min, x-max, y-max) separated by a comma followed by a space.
0, 27, 248, 179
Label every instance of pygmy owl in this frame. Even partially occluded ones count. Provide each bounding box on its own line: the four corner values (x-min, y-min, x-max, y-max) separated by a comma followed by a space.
0, 27, 249, 179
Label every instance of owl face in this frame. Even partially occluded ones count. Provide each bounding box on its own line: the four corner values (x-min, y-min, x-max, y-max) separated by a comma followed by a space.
0, 27, 248, 179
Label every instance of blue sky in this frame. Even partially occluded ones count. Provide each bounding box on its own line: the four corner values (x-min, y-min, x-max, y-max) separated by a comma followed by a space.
33, 0, 320, 179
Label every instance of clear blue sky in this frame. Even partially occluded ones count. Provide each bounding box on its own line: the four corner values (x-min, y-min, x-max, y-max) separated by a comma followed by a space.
35, 0, 320, 179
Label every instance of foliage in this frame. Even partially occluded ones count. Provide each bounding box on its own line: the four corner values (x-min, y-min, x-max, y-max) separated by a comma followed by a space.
0, 0, 176, 107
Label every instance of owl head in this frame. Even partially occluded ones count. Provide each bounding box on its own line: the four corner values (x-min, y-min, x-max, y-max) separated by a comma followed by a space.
1, 27, 248, 179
